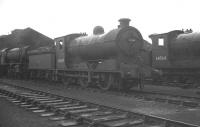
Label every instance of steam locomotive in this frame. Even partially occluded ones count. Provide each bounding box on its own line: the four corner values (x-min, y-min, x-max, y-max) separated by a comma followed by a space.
150, 30, 200, 87
0, 28, 54, 78
1, 18, 200, 90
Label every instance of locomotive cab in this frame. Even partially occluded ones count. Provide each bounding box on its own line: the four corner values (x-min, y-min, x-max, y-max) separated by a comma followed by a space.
149, 32, 170, 68
0, 48, 9, 65
0, 48, 9, 77
55, 38, 65, 69
54, 33, 84, 70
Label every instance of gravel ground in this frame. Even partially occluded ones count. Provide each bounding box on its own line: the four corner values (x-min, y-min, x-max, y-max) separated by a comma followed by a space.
132, 84, 200, 98
0, 96, 58, 127
1, 79, 200, 126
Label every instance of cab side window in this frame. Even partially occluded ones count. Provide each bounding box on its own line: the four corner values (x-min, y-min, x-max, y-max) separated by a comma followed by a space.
158, 38, 164, 46
56, 40, 63, 49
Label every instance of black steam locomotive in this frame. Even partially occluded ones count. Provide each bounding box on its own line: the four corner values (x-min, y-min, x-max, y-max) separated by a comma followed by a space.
150, 30, 200, 87
1, 18, 200, 90
0, 28, 54, 78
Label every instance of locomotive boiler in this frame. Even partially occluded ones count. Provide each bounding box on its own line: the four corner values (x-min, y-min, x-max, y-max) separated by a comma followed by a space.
68, 18, 143, 61
170, 31, 200, 67
4, 46, 31, 78
6, 46, 29, 63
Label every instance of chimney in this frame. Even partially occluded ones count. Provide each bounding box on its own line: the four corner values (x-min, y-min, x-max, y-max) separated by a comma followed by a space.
118, 18, 131, 28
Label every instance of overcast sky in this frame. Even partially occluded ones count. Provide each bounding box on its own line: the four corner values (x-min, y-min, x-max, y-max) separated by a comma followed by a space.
0, 0, 200, 42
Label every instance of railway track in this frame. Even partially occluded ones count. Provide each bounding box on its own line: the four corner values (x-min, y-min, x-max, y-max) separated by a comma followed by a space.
0, 82, 199, 127
54, 83, 200, 109
129, 89, 200, 108
2, 79, 200, 108
70, 85, 200, 108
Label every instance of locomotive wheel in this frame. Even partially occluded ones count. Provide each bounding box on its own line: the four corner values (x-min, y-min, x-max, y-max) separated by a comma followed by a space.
79, 78, 90, 88
62, 78, 70, 86
99, 75, 114, 90
119, 79, 136, 91
122, 83, 133, 90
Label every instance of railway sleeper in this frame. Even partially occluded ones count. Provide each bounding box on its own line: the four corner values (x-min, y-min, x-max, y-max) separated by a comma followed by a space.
153, 97, 167, 102
54, 103, 80, 108
182, 101, 199, 108
0, 86, 200, 127
167, 99, 182, 105
59, 119, 80, 127
79, 111, 113, 118
101, 118, 145, 127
